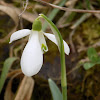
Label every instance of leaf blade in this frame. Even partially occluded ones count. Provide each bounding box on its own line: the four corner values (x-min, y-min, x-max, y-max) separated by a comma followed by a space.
87, 48, 99, 62
83, 62, 95, 70
0, 57, 18, 93
48, 79, 62, 100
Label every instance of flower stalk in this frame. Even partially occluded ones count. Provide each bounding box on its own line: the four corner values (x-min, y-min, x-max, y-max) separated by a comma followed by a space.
39, 14, 68, 100
61, 45, 67, 100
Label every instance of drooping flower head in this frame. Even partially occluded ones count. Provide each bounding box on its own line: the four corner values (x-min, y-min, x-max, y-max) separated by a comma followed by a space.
9, 18, 70, 76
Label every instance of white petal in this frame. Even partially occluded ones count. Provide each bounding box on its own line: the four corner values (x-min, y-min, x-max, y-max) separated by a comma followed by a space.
44, 33, 70, 55
39, 31, 48, 53
21, 31, 43, 76
63, 40, 70, 55
9, 29, 31, 43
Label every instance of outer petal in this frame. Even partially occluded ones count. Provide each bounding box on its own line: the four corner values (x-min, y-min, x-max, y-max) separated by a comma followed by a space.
39, 31, 48, 53
9, 29, 31, 43
21, 31, 43, 76
44, 33, 70, 55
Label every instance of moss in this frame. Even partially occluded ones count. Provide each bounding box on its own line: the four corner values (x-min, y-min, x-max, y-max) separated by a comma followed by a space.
73, 17, 100, 48
80, 17, 100, 44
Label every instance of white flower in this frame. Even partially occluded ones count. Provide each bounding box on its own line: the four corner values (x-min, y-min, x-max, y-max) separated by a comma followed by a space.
9, 28, 70, 77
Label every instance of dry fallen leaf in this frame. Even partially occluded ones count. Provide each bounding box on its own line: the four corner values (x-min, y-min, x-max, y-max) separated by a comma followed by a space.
0, 1, 38, 23
14, 76, 34, 100
0, 5, 18, 43
7, 69, 22, 78
0, 5, 18, 24
4, 72, 22, 100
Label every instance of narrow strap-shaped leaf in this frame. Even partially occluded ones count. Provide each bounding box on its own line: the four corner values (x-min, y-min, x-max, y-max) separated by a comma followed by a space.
0, 57, 18, 93
48, 79, 62, 100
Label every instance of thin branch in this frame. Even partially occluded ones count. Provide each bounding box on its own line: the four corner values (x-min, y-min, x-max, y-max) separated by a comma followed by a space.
69, 29, 76, 53
34, 0, 100, 13
19, 0, 29, 16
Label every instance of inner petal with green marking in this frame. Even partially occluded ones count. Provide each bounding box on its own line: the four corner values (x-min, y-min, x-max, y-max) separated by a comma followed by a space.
41, 43, 48, 53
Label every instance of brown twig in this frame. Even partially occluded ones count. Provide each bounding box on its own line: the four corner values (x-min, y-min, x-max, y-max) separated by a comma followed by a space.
69, 29, 76, 53
0, 1, 37, 23
34, 0, 100, 13
19, 0, 29, 16
57, 0, 78, 26
78, 42, 100, 53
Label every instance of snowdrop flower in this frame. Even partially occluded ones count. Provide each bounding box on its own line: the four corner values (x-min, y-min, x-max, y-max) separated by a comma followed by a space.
9, 18, 70, 76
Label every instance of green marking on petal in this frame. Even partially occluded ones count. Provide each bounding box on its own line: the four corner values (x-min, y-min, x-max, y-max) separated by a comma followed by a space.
41, 44, 47, 53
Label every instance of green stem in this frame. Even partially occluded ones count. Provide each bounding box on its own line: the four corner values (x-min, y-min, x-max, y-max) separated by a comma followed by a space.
40, 14, 67, 100
61, 41, 67, 100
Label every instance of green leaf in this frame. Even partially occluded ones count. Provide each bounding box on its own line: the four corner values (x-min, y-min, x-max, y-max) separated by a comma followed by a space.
0, 57, 18, 93
48, 79, 62, 100
87, 48, 99, 62
96, 57, 100, 64
83, 62, 95, 70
